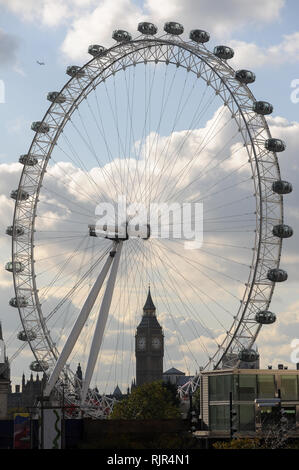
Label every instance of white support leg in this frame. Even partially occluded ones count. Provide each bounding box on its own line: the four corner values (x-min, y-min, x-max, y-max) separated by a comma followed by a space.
44, 243, 116, 396
81, 241, 123, 403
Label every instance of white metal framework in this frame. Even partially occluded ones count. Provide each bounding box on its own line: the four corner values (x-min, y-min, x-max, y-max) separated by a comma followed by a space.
7, 23, 291, 416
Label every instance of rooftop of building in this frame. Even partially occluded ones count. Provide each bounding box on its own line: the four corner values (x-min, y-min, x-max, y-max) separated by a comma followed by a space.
200, 367, 299, 376
163, 367, 185, 376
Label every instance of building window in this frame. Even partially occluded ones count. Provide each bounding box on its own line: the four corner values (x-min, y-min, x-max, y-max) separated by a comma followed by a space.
209, 405, 230, 430
209, 375, 232, 401
257, 375, 275, 398
239, 404, 255, 431
280, 375, 298, 400
238, 375, 257, 401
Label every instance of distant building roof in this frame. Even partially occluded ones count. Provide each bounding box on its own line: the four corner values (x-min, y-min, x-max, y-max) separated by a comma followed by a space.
177, 376, 194, 386
163, 367, 185, 376
113, 385, 122, 397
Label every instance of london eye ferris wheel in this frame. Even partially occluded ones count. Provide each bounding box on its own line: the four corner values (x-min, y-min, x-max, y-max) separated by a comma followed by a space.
5, 21, 293, 416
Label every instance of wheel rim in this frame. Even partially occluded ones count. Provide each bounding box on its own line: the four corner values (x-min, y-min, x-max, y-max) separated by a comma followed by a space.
10, 33, 283, 415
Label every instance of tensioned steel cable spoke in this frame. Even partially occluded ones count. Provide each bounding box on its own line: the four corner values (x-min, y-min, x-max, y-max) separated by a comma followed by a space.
155, 105, 229, 204
146, 67, 194, 204
187, 162, 252, 206
49, 239, 114, 352
36, 216, 95, 225
131, 63, 169, 204
37, 239, 109, 302
146, 240, 216, 351
148, 80, 218, 204
135, 240, 194, 373
134, 63, 157, 181
113, 74, 132, 195
38, 235, 89, 301
160, 237, 245, 284
122, 65, 140, 205
58, 133, 106, 202
142, 237, 209, 364
143, 239, 206, 370
83, 91, 124, 193
148, 212, 256, 230
150, 191, 254, 230
162, 137, 245, 206
102, 78, 128, 195
53, 238, 96, 344
152, 238, 236, 323
73, 106, 124, 199
133, 64, 180, 204
145, 82, 215, 205
200, 240, 254, 251
39, 188, 96, 219
38, 246, 108, 304
46, 159, 101, 206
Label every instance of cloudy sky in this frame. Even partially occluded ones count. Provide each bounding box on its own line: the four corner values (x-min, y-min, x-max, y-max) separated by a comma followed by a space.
0, 0, 299, 394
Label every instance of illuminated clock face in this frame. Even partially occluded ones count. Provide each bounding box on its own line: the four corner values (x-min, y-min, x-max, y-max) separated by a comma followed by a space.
137, 337, 146, 350
151, 337, 161, 349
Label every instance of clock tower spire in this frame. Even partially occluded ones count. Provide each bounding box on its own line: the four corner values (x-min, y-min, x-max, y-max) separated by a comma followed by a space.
135, 288, 164, 387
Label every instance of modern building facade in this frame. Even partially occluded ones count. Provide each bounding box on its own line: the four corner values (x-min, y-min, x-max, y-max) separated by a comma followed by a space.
199, 368, 299, 438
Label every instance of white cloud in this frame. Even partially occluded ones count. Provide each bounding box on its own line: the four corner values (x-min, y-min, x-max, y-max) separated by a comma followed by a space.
0, 0, 286, 61
0, 0, 73, 26
145, 0, 285, 37
0, 28, 20, 68
60, 0, 146, 61
230, 32, 299, 69
61, 0, 287, 61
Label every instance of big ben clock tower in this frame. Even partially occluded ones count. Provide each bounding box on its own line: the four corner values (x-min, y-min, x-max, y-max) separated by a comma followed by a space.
135, 288, 164, 387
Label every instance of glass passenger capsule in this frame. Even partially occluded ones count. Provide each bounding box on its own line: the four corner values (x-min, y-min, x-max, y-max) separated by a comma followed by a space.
235, 69, 256, 84
253, 101, 273, 115
238, 349, 260, 362
19, 154, 38, 166
255, 310, 276, 325
5, 261, 24, 273
88, 224, 97, 237
112, 30, 132, 42
18, 330, 37, 342
66, 66, 86, 78
47, 92, 66, 103
31, 121, 50, 133
30, 360, 49, 372
10, 189, 29, 201
138, 22, 158, 35
189, 29, 210, 43
164, 22, 184, 35
88, 45, 106, 56
9, 296, 28, 308
272, 180, 293, 194
272, 224, 293, 238
265, 138, 286, 152
213, 45, 234, 60
267, 268, 288, 282
6, 225, 24, 237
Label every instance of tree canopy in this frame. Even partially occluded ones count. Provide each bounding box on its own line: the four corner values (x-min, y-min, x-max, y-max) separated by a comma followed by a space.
110, 381, 181, 420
